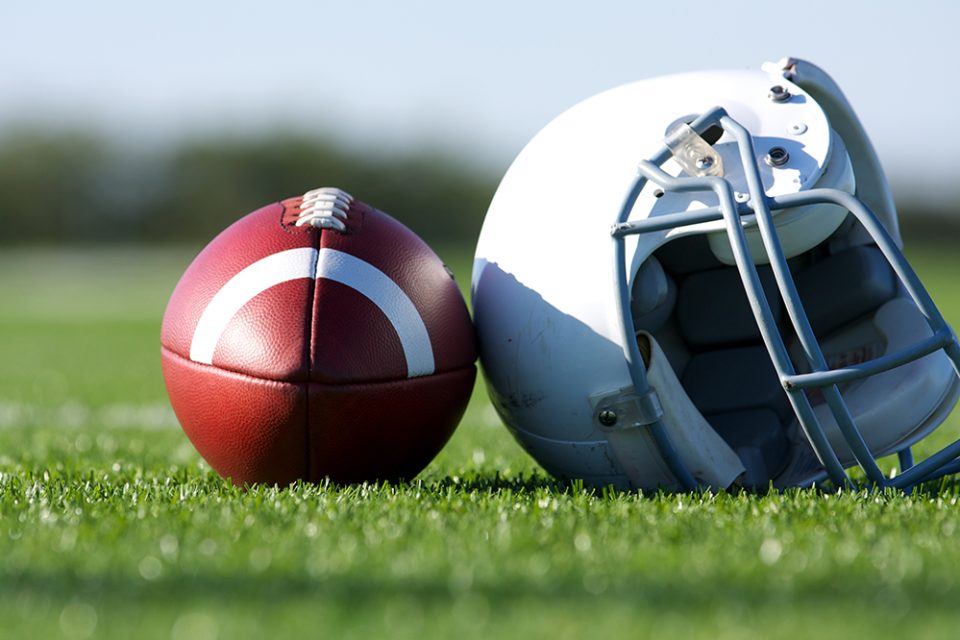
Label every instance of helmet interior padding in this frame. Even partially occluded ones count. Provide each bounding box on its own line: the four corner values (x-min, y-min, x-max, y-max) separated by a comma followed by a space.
640, 232, 901, 485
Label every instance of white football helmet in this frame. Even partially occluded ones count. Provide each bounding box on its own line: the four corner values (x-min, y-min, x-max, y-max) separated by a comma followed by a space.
472, 57, 960, 491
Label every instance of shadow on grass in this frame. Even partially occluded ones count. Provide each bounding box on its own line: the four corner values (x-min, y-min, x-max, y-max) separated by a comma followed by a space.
266, 470, 960, 503
426, 472, 571, 494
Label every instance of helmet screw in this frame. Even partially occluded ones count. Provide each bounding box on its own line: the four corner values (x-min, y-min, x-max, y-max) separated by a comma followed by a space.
768, 85, 791, 102
694, 155, 715, 171
598, 409, 618, 427
765, 147, 790, 167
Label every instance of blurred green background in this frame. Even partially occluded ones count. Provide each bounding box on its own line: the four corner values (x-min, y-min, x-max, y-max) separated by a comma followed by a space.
0, 127, 958, 250
0, 130, 495, 247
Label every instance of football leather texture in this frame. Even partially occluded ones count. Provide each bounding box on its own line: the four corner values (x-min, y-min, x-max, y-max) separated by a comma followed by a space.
161, 188, 477, 485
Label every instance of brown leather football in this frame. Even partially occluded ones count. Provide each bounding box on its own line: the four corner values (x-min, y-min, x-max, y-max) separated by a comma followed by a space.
160, 187, 476, 485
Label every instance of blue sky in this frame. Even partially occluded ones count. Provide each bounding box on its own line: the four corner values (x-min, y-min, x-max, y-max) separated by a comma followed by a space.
2, 1, 957, 200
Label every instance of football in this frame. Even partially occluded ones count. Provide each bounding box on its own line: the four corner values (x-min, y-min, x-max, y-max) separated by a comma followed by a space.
160, 187, 477, 485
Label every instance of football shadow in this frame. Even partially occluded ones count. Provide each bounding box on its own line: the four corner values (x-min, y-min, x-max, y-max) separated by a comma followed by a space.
426, 472, 584, 495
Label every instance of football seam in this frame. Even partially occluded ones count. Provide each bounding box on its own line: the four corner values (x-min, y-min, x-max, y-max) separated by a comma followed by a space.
160, 345, 476, 387
304, 227, 322, 484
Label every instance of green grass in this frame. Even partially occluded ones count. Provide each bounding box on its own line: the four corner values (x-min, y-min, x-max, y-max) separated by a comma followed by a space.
1, 245, 960, 639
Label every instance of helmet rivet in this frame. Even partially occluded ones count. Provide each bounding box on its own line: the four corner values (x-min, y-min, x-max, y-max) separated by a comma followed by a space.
765, 147, 790, 167
694, 156, 715, 171
789, 122, 808, 135
734, 191, 749, 203
768, 85, 791, 102
598, 410, 618, 427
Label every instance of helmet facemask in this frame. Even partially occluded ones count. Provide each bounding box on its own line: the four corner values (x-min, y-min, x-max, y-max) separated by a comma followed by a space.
613, 105, 960, 491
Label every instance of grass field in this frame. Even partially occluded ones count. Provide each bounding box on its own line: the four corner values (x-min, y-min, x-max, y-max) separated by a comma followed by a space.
2, 244, 960, 639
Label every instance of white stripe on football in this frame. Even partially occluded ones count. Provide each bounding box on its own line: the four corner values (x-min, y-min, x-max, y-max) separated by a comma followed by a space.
189, 247, 435, 378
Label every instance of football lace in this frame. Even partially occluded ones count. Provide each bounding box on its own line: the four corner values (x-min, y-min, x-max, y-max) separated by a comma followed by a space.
295, 187, 354, 232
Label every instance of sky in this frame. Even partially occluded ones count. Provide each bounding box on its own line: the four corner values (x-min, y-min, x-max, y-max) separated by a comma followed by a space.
2, 1, 958, 201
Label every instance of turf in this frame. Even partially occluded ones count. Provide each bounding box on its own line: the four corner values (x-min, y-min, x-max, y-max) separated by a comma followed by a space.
1, 245, 960, 639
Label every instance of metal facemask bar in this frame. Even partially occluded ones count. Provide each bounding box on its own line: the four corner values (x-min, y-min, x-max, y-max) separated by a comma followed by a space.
611, 106, 960, 491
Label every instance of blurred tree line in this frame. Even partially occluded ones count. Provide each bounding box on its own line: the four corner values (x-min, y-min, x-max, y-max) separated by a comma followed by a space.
0, 129, 496, 247
0, 129, 956, 247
